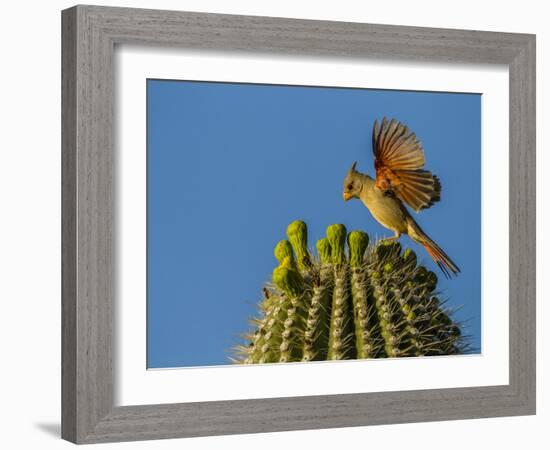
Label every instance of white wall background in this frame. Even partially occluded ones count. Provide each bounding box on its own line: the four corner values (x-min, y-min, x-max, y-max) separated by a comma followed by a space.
0, 0, 545, 448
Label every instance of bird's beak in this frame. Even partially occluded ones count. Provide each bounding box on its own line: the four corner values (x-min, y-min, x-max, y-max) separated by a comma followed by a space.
343, 192, 352, 201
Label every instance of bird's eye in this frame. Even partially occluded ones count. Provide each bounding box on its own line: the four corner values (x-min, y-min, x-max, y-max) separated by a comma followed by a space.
347, 184, 353, 190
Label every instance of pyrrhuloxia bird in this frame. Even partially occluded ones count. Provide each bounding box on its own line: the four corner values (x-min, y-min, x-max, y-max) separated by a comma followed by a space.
342, 117, 460, 278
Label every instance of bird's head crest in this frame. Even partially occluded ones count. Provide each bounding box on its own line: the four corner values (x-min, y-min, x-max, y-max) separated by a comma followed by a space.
343, 162, 361, 202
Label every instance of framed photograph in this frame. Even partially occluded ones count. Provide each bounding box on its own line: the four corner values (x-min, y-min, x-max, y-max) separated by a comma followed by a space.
62, 5, 536, 444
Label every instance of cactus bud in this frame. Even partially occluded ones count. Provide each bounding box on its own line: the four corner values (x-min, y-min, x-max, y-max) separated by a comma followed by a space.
274, 239, 294, 265
286, 220, 311, 271
326, 224, 347, 266
272, 257, 304, 297
414, 266, 429, 284
450, 325, 462, 336
403, 248, 417, 267
316, 238, 331, 264
348, 230, 369, 268
426, 271, 438, 291
376, 240, 401, 260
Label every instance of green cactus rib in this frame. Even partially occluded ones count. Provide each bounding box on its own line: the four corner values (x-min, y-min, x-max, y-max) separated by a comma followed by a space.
235, 221, 468, 364
302, 263, 333, 361
369, 270, 401, 357
326, 225, 356, 360
347, 231, 378, 358
278, 295, 304, 362
272, 257, 309, 362
349, 269, 378, 358
245, 293, 288, 363
301, 238, 334, 361
327, 266, 356, 360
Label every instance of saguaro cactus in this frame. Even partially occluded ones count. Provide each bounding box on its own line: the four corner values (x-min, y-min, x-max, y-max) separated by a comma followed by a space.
235, 220, 468, 363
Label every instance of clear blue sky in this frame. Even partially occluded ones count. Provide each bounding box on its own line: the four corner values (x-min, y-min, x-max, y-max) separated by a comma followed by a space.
147, 79, 481, 368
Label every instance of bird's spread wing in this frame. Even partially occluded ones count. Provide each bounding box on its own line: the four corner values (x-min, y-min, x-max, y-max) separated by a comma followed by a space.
372, 117, 441, 212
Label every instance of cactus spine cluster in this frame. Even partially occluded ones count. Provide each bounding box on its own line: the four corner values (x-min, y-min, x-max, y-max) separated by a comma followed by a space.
235, 220, 467, 364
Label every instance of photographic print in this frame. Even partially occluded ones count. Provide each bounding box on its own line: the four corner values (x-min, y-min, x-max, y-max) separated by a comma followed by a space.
146, 79, 480, 368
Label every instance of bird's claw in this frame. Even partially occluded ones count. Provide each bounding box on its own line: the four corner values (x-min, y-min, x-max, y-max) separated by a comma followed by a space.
382, 235, 400, 242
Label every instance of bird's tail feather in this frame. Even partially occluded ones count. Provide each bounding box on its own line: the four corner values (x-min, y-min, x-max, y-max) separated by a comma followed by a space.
406, 217, 460, 279
421, 240, 460, 279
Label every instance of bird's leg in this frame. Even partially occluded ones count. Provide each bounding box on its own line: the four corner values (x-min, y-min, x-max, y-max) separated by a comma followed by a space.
383, 231, 401, 242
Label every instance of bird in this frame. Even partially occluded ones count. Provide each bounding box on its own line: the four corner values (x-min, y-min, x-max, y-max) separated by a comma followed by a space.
342, 117, 460, 278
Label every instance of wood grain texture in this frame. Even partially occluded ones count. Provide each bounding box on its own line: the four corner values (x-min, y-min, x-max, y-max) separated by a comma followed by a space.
61, 4, 536, 444
61, 7, 77, 443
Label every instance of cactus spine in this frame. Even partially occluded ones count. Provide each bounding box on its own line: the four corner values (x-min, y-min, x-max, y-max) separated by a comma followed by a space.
235, 221, 468, 363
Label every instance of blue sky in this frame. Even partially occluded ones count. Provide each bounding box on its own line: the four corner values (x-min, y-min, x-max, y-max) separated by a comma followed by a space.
147, 79, 481, 368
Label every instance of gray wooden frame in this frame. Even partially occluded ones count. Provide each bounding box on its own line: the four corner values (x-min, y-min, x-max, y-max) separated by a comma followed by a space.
62, 4, 536, 444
